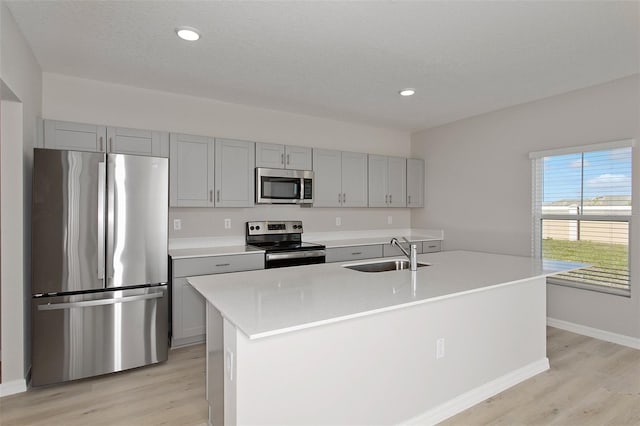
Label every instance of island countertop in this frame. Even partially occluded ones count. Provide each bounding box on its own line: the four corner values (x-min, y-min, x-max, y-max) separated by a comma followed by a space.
188, 250, 583, 340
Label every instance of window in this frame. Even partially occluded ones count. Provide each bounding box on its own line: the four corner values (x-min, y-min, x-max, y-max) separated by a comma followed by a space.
530, 140, 634, 296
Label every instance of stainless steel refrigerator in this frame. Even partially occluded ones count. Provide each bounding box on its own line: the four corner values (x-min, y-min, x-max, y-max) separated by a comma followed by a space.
31, 148, 169, 387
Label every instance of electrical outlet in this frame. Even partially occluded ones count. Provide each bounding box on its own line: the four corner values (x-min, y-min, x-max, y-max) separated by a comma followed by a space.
436, 338, 445, 359
335, 217, 342, 226
173, 219, 182, 231
224, 218, 231, 229
387, 215, 393, 225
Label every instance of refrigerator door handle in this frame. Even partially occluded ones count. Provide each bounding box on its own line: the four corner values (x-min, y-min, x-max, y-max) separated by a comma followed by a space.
97, 161, 106, 281
37, 292, 164, 311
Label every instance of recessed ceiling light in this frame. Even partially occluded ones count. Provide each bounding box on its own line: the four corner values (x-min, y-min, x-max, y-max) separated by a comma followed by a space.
399, 88, 416, 97
176, 27, 200, 41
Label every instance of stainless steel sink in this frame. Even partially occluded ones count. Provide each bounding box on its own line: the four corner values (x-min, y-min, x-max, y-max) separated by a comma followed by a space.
344, 260, 430, 273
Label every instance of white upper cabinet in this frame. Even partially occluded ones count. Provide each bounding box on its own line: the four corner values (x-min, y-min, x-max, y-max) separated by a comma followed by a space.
169, 133, 215, 207
44, 120, 169, 157
285, 145, 312, 170
406, 158, 425, 208
107, 127, 169, 157
368, 155, 407, 207
340, 151, 368, 207
313, 149, 342, 207
387, 156, 407, 207
313, 149, 368, 207
256, 142, 312, 170
44, 120, 107, 152
215, 138, 255, 207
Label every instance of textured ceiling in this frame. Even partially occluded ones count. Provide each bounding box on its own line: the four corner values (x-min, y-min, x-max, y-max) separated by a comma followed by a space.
6, 1, 639, 131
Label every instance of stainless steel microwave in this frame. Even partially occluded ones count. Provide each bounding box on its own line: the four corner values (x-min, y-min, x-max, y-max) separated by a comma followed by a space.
256, 168, 314, 204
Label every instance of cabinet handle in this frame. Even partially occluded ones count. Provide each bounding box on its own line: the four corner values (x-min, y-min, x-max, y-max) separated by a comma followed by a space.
389, 194, 392, 204
338, 193, 342, 204
99, 136, 103, 151
343, 193, 346, 203
351, 252, 362, 255
217, 190, 221, 202
286, 154, 290, 165
209, 190, 213, 202
215, 263, 230, 267
281, 153, 284, 165
385, 194, 388, 204
109, 137, 113, 152
408, 195, 411, 204
427, 245, 437, 249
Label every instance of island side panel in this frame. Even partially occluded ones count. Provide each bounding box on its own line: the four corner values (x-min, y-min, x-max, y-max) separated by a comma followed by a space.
229, 277, 547, 425
206, 303, 225, 426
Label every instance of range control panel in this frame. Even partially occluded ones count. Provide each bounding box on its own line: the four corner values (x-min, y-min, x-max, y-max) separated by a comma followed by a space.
246, 220, 303, 235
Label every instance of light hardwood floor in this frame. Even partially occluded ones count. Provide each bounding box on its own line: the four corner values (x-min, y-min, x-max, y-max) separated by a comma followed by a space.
0, 327, 638, 425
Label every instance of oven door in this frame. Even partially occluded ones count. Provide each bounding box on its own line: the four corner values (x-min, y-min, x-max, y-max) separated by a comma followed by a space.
265, 250, 326, 268
256, 168, 313, 204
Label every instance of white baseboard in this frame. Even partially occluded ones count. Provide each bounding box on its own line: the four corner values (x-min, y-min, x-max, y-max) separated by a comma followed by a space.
547, 317, 640, 350
400, 358, 550, 426
0, 378, 28, 397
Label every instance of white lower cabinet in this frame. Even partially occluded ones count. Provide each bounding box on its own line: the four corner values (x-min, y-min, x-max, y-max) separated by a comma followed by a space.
325, 245, 383, 263
382, 240, 425, 257
171, 253, 264, 347
172, 277, 207, 347
326, 240, 442, 263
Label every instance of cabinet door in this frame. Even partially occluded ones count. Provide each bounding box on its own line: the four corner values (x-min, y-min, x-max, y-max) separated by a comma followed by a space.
43, 120, 106, 152
214, 138, 255, 207
387, 157, 407, 207
107, 127, 169, 157
312, 149, 342, 207
172, 278, 206, 346
255, 142, 285, 168
368, 155, 389, 207
406, 158, 424, 208
325, 245, 383, 262
285, 145, 312, 170
341, 151, 368, 207
169, 133, 214, 207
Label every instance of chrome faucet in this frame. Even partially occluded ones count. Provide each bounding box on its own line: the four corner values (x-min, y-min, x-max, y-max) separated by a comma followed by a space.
390, 237, 418, 271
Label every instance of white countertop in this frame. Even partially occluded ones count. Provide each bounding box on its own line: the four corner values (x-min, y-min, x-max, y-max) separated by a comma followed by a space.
169, 229, 444, 258
188, 250, 583, 340
170, 245, 264, 260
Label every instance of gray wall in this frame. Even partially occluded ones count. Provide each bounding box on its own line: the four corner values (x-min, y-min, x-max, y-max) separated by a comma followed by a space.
411, 74, 640, 338
0, 2, 43, 388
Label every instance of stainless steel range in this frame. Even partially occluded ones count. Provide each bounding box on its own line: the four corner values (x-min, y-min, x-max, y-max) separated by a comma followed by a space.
246, 221, 326, 268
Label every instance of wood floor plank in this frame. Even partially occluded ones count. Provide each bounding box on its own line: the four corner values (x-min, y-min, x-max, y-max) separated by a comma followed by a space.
1, 328, 638, 425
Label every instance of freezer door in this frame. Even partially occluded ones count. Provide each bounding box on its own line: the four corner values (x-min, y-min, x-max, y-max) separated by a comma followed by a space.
32, 149, 106, 294
106, 154, 168, 287
31, 285, 168, 386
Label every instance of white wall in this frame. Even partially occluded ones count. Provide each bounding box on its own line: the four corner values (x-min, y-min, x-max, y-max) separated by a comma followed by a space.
42, 73, 412, 238
0, 2, 42, 393
411, 74, 640, 339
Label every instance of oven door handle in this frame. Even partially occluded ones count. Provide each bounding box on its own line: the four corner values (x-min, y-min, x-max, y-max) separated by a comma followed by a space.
265, 250, 326, 261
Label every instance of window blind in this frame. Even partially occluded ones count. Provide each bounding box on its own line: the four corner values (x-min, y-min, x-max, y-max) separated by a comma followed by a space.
531, 140, 634, 295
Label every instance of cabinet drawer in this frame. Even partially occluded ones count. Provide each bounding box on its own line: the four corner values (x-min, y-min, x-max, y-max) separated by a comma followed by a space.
383, 242, 424, 257
173, 253, 264, 277
326, 245, 383, 263
422, 241, 442, 253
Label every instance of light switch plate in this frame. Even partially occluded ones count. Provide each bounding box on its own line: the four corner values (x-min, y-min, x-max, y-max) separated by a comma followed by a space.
173, 219, 182, 231
335, 217, 341, 226
224, 218, 231, 229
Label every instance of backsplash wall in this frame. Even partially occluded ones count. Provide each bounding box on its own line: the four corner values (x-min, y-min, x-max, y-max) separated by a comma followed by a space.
169, 207, 411, 238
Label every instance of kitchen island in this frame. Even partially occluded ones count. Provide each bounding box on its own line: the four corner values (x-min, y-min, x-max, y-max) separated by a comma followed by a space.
188, 250, 583, 425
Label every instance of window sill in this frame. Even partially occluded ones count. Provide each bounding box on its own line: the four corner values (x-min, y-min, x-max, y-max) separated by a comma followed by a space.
547, 277, 631, 298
